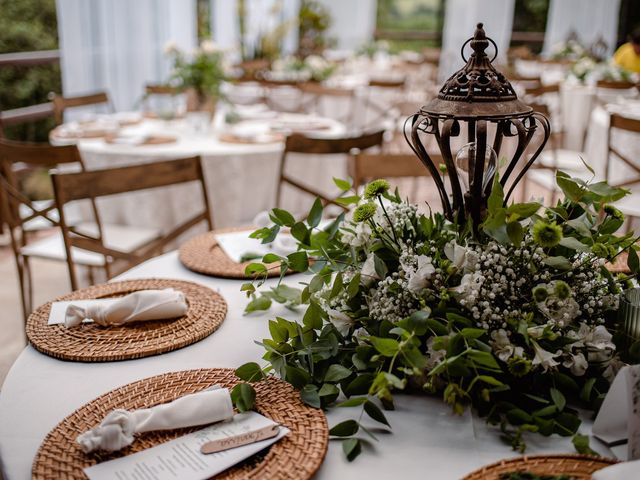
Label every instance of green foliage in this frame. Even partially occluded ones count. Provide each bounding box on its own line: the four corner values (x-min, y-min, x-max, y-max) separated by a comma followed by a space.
0, 0, 60, 141
236, 174, 633, 460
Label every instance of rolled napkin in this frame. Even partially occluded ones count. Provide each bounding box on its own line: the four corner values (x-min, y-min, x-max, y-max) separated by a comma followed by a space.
65, 288, 188, 328
77, 387, 234, 453
592, 459, 640, 480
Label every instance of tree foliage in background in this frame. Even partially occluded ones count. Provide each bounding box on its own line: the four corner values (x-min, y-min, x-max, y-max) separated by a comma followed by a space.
376, 0, 444, 51
512, 0, 550, 53
298, 0, 333, 58
0, 0, 61, 141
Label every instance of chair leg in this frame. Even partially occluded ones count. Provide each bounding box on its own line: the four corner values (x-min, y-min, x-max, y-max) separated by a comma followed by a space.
14, 255, 29, 324
23, 255, 34, 316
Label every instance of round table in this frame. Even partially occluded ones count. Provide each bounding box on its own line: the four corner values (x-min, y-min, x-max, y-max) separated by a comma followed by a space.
0, 250, 612, 479
50, 113, 347, 230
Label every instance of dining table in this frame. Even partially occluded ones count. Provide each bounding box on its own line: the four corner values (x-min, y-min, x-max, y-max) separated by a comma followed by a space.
49, 108, 348, 231
0, 248, 617, 480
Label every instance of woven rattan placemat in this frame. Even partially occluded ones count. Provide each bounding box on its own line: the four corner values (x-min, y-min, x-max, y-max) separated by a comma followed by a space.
607, 251, 630, 274
179, 230, 288, 279
463, 454, 617, 480
26, 278, 227, 362
32, 368, 328, 480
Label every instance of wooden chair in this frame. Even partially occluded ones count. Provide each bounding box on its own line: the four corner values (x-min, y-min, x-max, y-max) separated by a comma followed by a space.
51, 156, 212, 290
360, 78, 407, 130
49, 91, 112, 124
0, 140, 102, 320
348, 152, 444, 202
276, 131, 385, 210
296, 82, 357, 126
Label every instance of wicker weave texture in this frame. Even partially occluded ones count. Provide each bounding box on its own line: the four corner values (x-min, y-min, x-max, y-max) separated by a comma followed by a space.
179, 230, 287, 279
33, 368, 328, 480
26, 279, 227, 362
463, 454, 617, 480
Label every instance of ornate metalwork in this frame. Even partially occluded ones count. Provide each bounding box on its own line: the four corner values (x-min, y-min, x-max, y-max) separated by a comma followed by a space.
405, 23, 550, 232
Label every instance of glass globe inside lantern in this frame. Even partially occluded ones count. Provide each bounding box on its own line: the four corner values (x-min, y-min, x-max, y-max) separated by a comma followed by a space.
454, 142, 498, 192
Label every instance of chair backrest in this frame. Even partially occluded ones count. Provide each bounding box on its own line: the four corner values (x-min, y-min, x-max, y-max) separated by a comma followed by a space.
596, 80, 636, 90
349, 152, 443, 192
296, 83, 356, 123
605, 113, 640, 188
145, 84, 180, 96
277, 131, 385, 209
524, 83, 560, 97
49, 91, 111, 124
284, 130, 385, 155
51, 156, 213, 289
0, 139, 84, 230
368, 78, 406, 89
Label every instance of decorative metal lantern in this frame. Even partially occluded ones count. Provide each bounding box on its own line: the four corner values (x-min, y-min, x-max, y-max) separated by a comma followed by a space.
406, 23, 550, 230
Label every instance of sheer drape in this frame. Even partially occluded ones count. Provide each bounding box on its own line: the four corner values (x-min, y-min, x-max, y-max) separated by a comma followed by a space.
317, 0, 377, 51
439, 0, 515, 82
542, 0, 621, 57
56, 0, 197, 113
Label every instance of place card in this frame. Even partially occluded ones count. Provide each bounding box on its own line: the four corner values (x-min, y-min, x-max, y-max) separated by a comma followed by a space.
48, 299, 119, 325
83, 411, 289, 480
592, 364, 640, 460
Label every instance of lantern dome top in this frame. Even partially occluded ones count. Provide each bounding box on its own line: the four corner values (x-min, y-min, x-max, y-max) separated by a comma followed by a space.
422, 23, 532, 118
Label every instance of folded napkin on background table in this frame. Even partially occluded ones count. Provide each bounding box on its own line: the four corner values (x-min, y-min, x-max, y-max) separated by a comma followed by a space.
592, 364, 640, 460
60, 288, 187, 328
592, 459, 640, 480
77, 387, 233, 453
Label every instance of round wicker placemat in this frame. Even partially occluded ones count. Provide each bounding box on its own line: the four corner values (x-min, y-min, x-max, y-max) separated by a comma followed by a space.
606, 251, 630, 274
26, 279, 227, 362
32, 368, 328, 480
179, 229, 288, 279
463, 454, 617, 480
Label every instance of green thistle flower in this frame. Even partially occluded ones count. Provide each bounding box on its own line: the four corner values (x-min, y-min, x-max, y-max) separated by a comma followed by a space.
532, 221, 563, 248
532, 285, 549, 303
507, 356, 532, 377
591, 242, 609, 258
604, 204, 624, 221
353, 203, 377, 223
554, 280, 571, 300
364, 179, 390, 199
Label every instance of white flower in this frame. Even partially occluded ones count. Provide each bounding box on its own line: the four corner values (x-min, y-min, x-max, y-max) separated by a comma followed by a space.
340, 220, 372, 248
444, 241, 478, 273
352, 327, 368, 345
490, 329, 523, 362
407, 255, 435, 294
532, 341, 560, 371
360, 254, 380, 285
305, 55, 328, 71
425, 337, 446, 369
563, 352, 588, 376
584, 325, 615, 363
163, 40, 178, 55
527, 325, 547, 339
603, 355, 625, 383
328, 309, 354, 336
200, 40, 219, 54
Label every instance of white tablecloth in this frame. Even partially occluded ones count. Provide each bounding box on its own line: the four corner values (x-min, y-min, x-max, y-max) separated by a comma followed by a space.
0, 251, 614, 479
61, 115, 347, 230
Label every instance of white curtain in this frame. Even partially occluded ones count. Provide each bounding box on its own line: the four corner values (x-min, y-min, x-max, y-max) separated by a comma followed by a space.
56, 0, 197, 113
317, 0, 377, 51
542, 0, 621, 57
212, 0, 300, 60
439, 0, 515, 82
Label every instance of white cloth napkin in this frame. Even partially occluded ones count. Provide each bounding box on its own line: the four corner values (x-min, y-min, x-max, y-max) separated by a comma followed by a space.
77, 387, 234, 453
64, 288, 187, 328
592, 459, 640, 480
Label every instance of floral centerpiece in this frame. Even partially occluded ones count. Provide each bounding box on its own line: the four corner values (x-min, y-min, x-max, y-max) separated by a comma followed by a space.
233, 172, 638, 460
569, 58, 636, 84
269, 54, 335, 82
164, 40, 226, 113
549, 39, 589, 62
